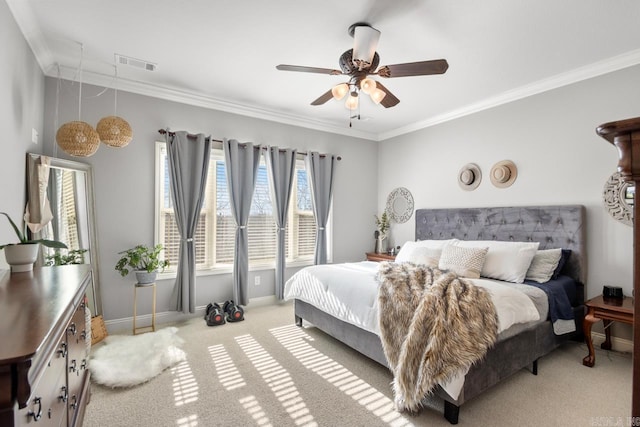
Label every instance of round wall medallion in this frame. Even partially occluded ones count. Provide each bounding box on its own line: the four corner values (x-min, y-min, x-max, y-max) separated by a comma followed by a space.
386, 187, 414, 224
603, 171, 634, 226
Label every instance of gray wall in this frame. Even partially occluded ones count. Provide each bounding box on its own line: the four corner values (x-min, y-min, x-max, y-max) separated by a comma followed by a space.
43, 79, 378, 323
379, 64, 640, 339
0, 0, 44, 268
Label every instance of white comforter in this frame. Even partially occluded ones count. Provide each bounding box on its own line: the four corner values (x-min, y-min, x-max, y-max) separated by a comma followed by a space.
284, 261, 544, 399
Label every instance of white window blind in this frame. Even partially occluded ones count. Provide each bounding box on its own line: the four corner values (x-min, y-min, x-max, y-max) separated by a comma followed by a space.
156, 144, 320, 271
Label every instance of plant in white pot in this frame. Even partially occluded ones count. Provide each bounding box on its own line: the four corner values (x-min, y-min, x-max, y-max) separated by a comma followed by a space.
0, 212, 67, 272
115, 244, 169, 284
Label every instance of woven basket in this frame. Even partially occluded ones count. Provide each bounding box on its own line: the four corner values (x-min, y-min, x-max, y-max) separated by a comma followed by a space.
91, 315, 108, 345
97, 115, 132, 147
56, 121, 100, 157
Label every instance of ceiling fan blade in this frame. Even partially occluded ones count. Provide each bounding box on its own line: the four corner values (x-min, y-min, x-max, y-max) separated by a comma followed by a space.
378, 59, 449, 78
373, 81, 400, 108
311, 89, 334, 106
276, 64, 343, 75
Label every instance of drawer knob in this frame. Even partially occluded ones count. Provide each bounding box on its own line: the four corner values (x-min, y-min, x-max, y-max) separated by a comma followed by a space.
59, 386, 68, 402
67, 323, 77, 336
69, 359, 77, 373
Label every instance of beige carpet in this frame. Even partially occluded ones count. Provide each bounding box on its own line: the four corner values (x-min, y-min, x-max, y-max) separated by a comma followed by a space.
84, 302, 631, 426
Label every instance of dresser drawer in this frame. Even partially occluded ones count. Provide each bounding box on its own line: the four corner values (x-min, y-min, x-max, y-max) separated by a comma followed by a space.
18, 348, 68, 426
67, 300, 89, 425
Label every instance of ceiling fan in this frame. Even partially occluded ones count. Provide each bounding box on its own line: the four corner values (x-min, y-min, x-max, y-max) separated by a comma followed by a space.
276, 23, 448, 109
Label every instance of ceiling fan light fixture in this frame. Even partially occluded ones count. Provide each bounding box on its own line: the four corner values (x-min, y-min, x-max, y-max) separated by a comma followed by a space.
370, 88, 387, 104
360, 78, 376, 95
345, 91, 359, 110
331, 83, 349, 100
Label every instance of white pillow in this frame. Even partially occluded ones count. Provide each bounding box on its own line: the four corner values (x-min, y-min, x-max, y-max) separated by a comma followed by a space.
438, 245, 488, 279
395, 239, 458, 264
453, 240, 540, 283
525, 248, 562, 283
405, 247, 441, 267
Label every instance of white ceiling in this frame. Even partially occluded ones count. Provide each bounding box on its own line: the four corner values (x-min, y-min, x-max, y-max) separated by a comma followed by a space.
7, 0, 640, 141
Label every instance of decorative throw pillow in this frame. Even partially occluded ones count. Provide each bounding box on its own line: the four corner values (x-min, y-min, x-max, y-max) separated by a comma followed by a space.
525, 248, 562, 283
453, 240, 540, 283
438, 245, 488, 279
405, 247, 441, 267
395, 239, 458, 264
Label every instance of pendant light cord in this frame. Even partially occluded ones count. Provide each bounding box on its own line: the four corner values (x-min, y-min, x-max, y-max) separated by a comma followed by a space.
114, 65, 118, 115
78, 43, 84, 121
54, 63, 61, 158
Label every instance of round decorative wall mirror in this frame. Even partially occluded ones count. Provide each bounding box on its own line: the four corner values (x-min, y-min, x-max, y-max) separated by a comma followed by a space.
603, 171, 634, 226
386, 187, 414, 223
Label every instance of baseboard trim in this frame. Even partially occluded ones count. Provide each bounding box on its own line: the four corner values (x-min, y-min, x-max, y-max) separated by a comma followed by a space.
103, 295, 281, 334
591, 332, 633, 353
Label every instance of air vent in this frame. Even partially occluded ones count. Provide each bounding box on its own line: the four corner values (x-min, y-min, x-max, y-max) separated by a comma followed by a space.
115, 54, 157, 71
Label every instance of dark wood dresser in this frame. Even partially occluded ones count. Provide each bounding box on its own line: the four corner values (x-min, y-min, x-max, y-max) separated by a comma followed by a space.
0, 265, 92, 426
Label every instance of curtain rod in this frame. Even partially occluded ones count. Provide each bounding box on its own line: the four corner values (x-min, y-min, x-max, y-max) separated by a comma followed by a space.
158, 129, 341, 160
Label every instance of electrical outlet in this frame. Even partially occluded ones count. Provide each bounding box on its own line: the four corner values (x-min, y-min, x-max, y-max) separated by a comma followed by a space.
31, 128, 38, 144
255, 275, 261, 286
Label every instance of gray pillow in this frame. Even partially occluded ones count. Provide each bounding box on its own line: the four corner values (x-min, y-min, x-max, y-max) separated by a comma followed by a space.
525, 249, 562, 283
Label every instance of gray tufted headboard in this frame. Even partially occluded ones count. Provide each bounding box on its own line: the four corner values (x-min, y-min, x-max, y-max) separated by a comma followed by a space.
415, 205, 587, 285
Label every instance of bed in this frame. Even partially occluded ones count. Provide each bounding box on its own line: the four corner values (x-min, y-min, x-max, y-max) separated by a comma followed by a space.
286, 205, 586, 424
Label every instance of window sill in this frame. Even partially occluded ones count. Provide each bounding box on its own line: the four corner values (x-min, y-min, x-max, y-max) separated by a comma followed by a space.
156, 259, 316, 280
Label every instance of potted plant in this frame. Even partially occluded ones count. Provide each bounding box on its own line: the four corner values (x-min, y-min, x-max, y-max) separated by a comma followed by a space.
374, 211, 390, 254
0, 212, 67, 272
45, 248, 88, 266
115, 244, 169, 284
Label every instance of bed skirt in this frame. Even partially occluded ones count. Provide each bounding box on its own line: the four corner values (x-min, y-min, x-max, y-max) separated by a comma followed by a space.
294, 299, 585, 423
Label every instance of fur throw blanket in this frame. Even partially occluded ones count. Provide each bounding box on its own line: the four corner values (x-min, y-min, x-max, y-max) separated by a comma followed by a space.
377, 262, 499, 412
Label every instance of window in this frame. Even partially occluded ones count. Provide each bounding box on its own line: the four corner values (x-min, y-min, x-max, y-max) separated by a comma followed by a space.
155, 143, 322, 271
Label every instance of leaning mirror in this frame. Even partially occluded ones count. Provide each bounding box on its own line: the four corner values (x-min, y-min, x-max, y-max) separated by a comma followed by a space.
26, 153, 102, 315
603, 171, 634, 226
386, 187, 414, 224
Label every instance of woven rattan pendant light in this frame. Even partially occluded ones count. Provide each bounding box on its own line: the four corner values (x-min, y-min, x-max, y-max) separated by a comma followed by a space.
56, 44, 100, 157
97, 65, 132, 147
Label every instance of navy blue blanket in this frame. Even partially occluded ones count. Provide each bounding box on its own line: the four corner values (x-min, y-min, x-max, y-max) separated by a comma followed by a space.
524, 275, 577, 335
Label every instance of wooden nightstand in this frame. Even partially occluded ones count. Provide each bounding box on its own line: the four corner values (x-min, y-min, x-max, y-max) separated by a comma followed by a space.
583, 294, 634, 367
366, 252, 396, 262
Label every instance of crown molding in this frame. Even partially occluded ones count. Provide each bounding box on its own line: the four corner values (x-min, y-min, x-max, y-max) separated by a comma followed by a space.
52, 47, 640, 143
47, 64, 378, 141
6, 0, 54, 72
378, 49, 640, 141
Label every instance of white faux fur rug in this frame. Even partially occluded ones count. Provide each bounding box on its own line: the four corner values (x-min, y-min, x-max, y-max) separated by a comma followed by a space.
89, 327, 186, 388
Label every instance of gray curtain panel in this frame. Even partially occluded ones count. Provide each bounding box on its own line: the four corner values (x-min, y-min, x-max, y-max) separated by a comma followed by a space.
166, 130, 211, 313
265, 146, 297, 300
305, 152, 337, 265
224, 138, 261, 306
